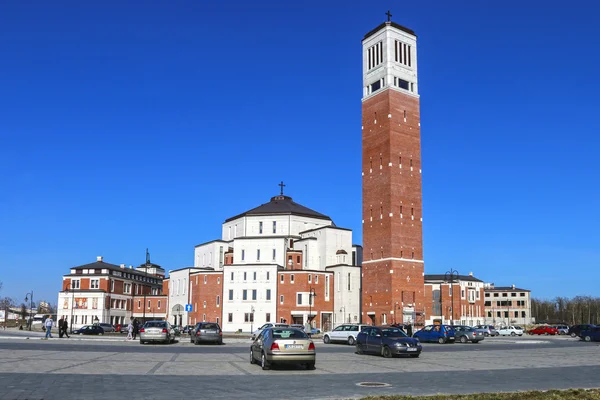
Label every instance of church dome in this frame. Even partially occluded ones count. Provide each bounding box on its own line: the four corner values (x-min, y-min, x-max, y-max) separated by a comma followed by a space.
225, 194, 332, 222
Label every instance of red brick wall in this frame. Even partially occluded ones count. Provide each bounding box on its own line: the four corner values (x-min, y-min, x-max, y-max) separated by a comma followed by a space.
189, 273, 224, 325
277, 271, 332, 329
362, 88, 425, 323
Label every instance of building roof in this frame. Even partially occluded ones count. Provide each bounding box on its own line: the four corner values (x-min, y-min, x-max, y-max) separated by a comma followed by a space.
70, 260, 161, 281
225, 195, 332, 223
363, 21, 416, 41
424, 274, 484, 283
486, 286, 531, 292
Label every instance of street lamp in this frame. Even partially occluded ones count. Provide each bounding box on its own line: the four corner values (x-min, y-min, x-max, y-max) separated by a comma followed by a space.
308, 287, 317, 324
24, 291, 33, 331
64, 283, 75, 333
445, 269, 459, 324
250, 306, 255, 334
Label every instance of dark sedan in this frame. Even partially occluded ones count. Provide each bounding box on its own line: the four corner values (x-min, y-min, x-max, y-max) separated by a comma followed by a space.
579, 326, 600, 342
356, 326, 422, 358
451, 325, 485, 343
72, 325, 105, 335
568, 324, 596, 338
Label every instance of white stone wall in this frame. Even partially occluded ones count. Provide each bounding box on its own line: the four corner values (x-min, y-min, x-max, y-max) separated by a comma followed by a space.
221, 264, 279, 333
231, 237, 287, 266
194, 241, 230, 270
168, 269, 192, 326
328, 265, 361, 327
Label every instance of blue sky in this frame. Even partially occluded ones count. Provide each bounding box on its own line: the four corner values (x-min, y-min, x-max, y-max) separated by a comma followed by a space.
1, 0, 598, 307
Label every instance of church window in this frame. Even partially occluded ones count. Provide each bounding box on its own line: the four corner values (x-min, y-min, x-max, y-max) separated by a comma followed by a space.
230, 271, 234, 281
272, 221, 276, 233
380, 206, 383, 219
315, 275, 318, 284
266, 313, 271, 322
404, 110, 407, 121
296, 255, 300, 263
290, 274, 295, 283
158, 300, 161, 309
253, 271, 257, 281
272, 249, 276, 261
347, 273, 351, 291
204, 275, 207, 284
229, 290, 233, 300
370, 80, 381, 93
252, 290, 257, 300
411, 207, 414, 216
379, 157, 382, 169
266, 271, 270, 281
243, 290, 247, 300
308, 275, 312, 283
367, 41, 383, 70
228, 313, 233, 322
394, 77, 410, 90
203, 314, 206, 322
259, 221, 263, 234
241, 249, 245, 261
217, 277, 220, 284
280, 275, 284, 283
411, 252, 414, 259
203, 301, 206, 308
266, 289, 271, 301
280, 295, 284, 304
243, 272, 247, 281
257, 249, 260, 261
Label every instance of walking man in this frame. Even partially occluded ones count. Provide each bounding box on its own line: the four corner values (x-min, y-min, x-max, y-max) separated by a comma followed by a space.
127, 319, 133, 340
58, 317, 64, 338
62, 318, 70, 338
44, 315, 54, 339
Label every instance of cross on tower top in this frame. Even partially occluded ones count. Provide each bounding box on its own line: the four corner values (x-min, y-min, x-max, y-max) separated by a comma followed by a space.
386, 10, 392, 22
278, 181, 286, 195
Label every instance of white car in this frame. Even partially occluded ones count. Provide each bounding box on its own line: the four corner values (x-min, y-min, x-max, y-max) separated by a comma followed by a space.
498, 326, 524, 336
323, 324, 371, 345
251, 323, 289, 340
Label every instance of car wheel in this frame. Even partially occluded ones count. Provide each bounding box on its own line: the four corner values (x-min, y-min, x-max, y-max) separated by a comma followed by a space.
194, 338, 199, 345
323, 335, 331, 344
382, 346, 392, 358
438, 337, 445, 344
140, 340, 144, 344
510, 332, 516, 336
306, 363, 316, 370
484, 332, 489, 337
584, 336, 592, 342
356, 344, 363, 354
347, 336, 356, 346
570, 332, 576, 338
410, 354, 420, 358
460, 336, 468, 344
261, 353, 270, 370
250, 349, 255, 364
99, 332, 104, 336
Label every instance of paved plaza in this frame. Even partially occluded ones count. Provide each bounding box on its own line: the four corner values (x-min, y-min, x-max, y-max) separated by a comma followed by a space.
0, 332, 599, 399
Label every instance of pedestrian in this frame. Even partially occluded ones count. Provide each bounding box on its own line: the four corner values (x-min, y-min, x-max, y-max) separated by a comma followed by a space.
304, 321, 312, 338
132, 319, 139, 340
58, 317, 64, 338
44, 315, 54, 339
62, 318, 70, 338
127, 320, 133, 340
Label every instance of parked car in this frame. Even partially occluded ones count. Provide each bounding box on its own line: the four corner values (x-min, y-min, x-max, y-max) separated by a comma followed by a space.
97, 323, 115, 333
412, 325, 455, 344
474, 325, 499, 337
250, 327, 315, 370
579, 326, 600, 342
139, 321, 176, 344
528, 326, 559, 335
183, 325, 195, 335
191, 322, 223, 345
252, 323, 289, 340
72, 325, 104, 335
568, 324, 596, 338
118, 323, 129, 334
356, 326, 422, 358
451, 325, 485, 343
497, 326, 524, 336
322, 324, 370, 345
552, 325, 569, 335
310, 327, 321, 335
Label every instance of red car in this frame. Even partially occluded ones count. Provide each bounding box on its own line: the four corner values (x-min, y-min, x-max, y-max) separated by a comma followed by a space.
528, 326, 559, 335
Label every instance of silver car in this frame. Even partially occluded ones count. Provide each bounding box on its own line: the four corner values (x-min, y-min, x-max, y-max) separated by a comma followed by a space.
250, 327, 316, 370
451, 325, 485, 343
139, 321, 175, 344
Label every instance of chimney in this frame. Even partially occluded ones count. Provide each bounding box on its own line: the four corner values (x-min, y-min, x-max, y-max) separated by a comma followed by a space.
97, 256, 103, 262
120, 264, 125, 269
469, 272, 473, 276
130, 265, 133, 269
512, 284, 515, 289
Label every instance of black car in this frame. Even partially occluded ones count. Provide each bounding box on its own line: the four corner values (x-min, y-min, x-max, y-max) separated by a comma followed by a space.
356, 326, 422, 358
568, 324, 596, 338
72, 325, 105, 335
190, 322, 223, 345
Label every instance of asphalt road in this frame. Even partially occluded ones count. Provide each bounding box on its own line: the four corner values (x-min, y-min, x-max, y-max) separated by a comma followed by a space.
0, 332, 599, 400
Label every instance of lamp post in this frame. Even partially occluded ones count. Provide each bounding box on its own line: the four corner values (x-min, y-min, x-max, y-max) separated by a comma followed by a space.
64, 283, 75, 333
250, 306, 255, 334
308, 287, 317, 325
445, 269, 459, 324
24, 291, 33, 331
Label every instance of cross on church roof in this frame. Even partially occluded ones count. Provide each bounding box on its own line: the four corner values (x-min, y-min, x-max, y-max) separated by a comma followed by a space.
278, 181, 286, 195
386, 10, 392, 22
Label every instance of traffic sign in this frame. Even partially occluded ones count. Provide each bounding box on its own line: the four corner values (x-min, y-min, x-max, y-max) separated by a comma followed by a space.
185, 304, 193, 312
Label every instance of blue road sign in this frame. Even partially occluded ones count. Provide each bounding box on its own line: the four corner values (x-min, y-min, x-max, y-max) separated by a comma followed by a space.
185, 304, 193, 312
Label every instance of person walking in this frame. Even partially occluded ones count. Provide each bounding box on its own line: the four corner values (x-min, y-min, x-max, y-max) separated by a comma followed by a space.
127, 320, 133, 340
44, 316, 54, 339
132, 319, 139, 340
58, 317, 64, 338
62, 318, 70, 338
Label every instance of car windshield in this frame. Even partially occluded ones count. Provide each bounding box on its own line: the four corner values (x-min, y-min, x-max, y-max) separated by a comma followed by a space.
201, 323, 219, 329
272, 329, 308, 339
381, 328, 408, 337
145, 322, 167, 328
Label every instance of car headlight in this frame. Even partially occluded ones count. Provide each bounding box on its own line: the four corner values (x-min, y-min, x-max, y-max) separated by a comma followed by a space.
394, 342, 407, 347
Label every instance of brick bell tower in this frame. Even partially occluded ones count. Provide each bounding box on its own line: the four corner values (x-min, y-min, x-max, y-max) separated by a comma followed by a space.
361, 15, 425, 326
